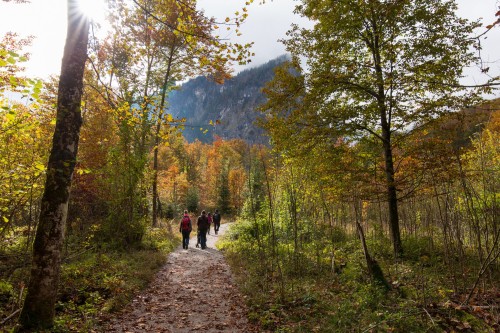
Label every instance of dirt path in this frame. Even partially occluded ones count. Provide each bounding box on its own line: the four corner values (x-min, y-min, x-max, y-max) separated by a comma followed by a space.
100, 223, 257, 333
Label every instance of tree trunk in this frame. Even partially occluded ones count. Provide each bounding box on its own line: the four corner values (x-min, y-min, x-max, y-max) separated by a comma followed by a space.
354, 199, 390, 290
18, 1, 89, 330
381, 129, 403, 258
371, 13, 403, 258
152, 45, 175, 227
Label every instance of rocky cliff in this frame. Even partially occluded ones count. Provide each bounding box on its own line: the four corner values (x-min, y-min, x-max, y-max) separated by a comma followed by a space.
168, 55, 289, 144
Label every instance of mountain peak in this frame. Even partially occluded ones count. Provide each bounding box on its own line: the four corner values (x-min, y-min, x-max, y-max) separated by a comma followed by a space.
169, 55, 289, 144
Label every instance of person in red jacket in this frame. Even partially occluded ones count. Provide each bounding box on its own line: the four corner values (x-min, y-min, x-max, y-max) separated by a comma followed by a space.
179, 210, 192, 250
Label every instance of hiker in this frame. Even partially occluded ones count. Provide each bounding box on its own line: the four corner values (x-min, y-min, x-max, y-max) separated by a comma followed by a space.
179, 210, 192, 249
196, 227, 201, 248
213, 209, 221, 235
197, 210, 210, 249
207, 212, 213, 235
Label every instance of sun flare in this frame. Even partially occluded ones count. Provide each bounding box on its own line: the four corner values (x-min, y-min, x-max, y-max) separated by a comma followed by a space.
77, 0, 105, 22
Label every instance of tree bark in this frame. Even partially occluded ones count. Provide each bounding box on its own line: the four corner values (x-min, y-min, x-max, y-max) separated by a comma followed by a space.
354, 199, 390, 290
152, 45, 175, 227
370, 11, 403, 258
381, 125, 403, 258
18, 1, 89, 330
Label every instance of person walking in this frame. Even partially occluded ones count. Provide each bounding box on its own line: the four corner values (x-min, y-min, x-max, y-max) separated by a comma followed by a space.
197, 210, 209, 249
195, 229, 201, 248
179, 210, 192, 249
213, 209, 221, 235
207, 212, 213, 235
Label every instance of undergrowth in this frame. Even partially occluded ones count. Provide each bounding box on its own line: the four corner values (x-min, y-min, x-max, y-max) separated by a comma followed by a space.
218, 220, 499, 333
0, 222, 179, 332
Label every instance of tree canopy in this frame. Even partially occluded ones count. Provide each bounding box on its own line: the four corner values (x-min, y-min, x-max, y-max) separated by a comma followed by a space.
262, 0, 485, 256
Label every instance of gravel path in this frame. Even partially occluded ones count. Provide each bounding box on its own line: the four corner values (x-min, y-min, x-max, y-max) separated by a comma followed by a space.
100, 223, 257, 332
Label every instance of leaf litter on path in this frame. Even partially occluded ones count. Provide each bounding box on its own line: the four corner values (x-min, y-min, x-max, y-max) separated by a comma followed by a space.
99, 224, 258, 333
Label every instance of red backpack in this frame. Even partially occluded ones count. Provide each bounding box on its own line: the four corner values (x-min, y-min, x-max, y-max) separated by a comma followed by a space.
181, 215, 191, 231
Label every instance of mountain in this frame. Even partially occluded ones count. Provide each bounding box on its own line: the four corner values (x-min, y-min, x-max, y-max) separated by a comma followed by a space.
168, 55, 290, 144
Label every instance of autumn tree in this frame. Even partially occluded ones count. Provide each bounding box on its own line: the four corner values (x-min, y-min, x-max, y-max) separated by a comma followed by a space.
0, 33, 48, 240
89, 0, 254, 227
265, 0, 483, 257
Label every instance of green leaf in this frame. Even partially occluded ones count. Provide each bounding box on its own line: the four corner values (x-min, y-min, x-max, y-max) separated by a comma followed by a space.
9, 76, 18, 87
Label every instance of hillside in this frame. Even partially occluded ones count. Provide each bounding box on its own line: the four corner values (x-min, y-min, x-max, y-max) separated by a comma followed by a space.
169, 55, 290, 144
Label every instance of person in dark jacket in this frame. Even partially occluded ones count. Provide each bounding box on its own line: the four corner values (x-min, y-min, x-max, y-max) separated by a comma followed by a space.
213, 209, 221, 235
179, 210, 192, 249
197, 210, 209, 249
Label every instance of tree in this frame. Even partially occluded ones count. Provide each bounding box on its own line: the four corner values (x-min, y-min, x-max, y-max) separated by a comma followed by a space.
217, 163, 231, 213
18, 1, 89, 329
186, 187, 199, 212
90, 0, 254, 227
0, 33, 49, 240
265, 0, 482, 257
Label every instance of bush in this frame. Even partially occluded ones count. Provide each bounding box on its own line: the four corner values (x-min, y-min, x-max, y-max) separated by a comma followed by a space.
403, 236, 434, 262
0, 280, 14, 304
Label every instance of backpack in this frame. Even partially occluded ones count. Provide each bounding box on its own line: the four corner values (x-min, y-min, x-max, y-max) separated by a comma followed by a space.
181, 216, 191, 231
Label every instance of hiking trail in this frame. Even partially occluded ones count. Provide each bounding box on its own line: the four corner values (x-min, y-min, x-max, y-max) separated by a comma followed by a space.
99, 223, 257, 332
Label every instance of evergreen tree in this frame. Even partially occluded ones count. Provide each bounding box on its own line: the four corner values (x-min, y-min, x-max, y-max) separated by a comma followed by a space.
217, 164, 231, 214
186, 187, 199, 213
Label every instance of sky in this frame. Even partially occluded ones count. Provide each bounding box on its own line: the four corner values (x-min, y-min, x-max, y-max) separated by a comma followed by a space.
0, 0, 499, 90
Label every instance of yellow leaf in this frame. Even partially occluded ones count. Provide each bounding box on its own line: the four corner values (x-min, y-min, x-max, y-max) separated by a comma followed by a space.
34, 163, 46, 171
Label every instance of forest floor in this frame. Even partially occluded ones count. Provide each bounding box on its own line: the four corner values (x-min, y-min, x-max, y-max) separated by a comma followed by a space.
97, 223, 259, 333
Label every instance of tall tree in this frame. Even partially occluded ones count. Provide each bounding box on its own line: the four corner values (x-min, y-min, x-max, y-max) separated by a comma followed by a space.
91, 0, 253, 226
18, 0, 89, 329
265, 0, 482, 257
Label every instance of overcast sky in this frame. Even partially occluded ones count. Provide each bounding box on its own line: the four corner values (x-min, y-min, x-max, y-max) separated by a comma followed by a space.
0, 0, 499, 90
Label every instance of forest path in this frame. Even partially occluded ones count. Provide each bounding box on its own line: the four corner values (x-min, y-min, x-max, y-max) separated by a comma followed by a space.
100, 223, 257, 332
